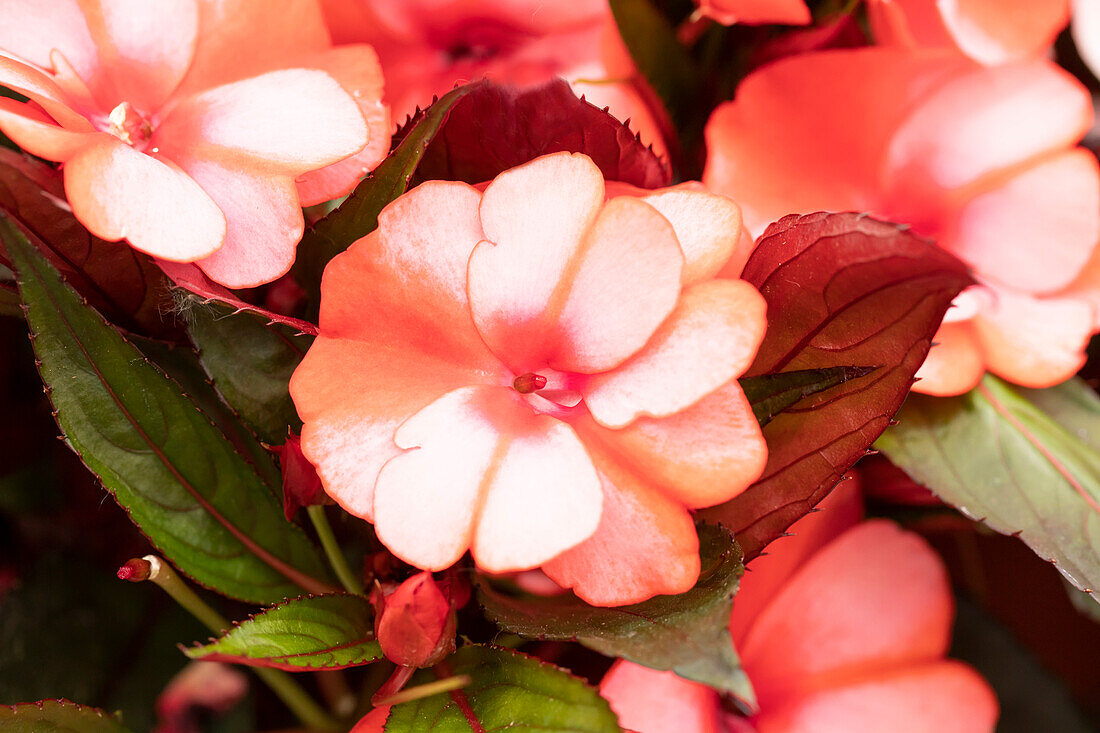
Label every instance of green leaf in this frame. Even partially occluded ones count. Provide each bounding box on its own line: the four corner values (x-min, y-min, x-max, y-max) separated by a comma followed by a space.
1, 215, 334, 603
185, 594, 382, 671
741, 366, 878, 427
294, 83, 477, 298
383, 645, 620, 732
186, 303, 312, 444
877, 375, 1100, 605
0, 701, 133, 733
476, 525, 754, 709
609, 0, 703, 154
134, 336, 284, 495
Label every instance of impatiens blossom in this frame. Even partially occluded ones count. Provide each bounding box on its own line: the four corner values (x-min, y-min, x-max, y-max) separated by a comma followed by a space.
290, 152, 768, 606
154, 662, 247, 733
599, 482, 999, 733
0, 0, 389, 288
695, 0, 811, 26
318, 0, 665, 154
868, 0, 1070, 64
704, 48, 1100, 396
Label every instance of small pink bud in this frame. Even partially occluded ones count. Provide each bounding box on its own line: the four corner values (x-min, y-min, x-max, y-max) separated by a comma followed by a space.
372, 572, 457, 668
272, 431, 330, 521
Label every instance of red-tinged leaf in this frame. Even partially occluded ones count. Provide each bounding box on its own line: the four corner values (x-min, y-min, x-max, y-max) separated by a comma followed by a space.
2, 214, 335, 603
382, 645, 620, 732
184, 594, 383, 671
399, 79, 671, 190
878, 376, 1100, 606
0, 148, 181, 338
0, 700, 133, 732
698, 212, 973, 559
159, 260, 319, 336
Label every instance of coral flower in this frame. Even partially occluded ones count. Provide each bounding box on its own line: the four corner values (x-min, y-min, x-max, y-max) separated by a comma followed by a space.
600, 483, 999, 732
704, 49, 1100, 396
0, 0, 389, 288
696, 0, 811, 26
868, 0, 1070, 64
290, 152, 768, 606
318, 0, 665, 154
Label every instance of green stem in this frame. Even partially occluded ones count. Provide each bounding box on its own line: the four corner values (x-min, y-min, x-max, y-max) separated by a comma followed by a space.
372, 674, 472, 707
308, 505, 365, 595
141, 556, 341, 731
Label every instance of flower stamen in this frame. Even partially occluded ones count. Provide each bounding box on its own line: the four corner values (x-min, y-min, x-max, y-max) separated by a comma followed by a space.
107, 101, 153, 147
513, 372, 548, 394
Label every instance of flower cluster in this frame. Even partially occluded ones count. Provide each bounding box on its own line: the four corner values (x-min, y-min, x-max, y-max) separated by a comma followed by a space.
2, 1, 1098, 731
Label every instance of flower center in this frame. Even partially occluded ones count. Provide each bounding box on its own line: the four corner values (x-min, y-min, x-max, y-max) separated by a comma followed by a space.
512, 372, 547, 394
511, 368, 583, 420
106, 102, 153, 148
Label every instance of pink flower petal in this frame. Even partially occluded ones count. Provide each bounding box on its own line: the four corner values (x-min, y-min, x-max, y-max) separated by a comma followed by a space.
1073, 0, 1100, 81
912, 321, 985, 396
948, 150, 1100, 294
973, 288, 1093, 389
0, 98, 92, 161
599, 661, 723, 733
938, 0, 1069, 65
295, 45, 390, 206
753, 661, 998, 733
290, 337, 496, 523
472, 170, 687, 374
318, 181, 501, 371
704, 49, 973, 235
174, 156, 303, 288
468, 152, 607, 371
730, 479, 862, 647
82, 0, 198, 111
548, 196, 684, 373
373, 386, 602, 572
583, 279, 766, 428
156, 68, 367, 177
177, 0, 331, 95
62, 136, 226, 260
543, 445, 700, 606
0, 0, 98, 84
884, 59, 1091, 194
0, 53, 92, 130
740, 521, 953, 706
578, 380, 767, 509
638, 186, 743, 285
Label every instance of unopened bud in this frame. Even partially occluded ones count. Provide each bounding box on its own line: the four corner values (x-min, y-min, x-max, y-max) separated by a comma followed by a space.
117, 557, 152, 582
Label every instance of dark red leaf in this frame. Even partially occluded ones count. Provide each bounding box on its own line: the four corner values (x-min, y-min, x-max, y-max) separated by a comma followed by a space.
698, 212, 972, 559
0, 149, 181, 338
158, 261, 319, 336
400, 78, 670, 189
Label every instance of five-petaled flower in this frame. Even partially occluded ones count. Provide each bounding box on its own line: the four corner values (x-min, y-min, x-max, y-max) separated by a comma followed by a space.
0, 0, 389, 288
290, 151, 768, 606
704, 47, 1100, 396
599, 481, 999, 733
